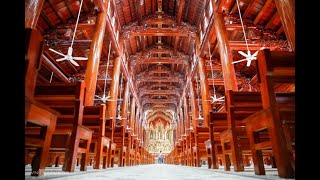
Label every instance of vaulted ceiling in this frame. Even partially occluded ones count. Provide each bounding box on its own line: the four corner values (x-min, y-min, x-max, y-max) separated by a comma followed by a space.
35, 0, 293, 128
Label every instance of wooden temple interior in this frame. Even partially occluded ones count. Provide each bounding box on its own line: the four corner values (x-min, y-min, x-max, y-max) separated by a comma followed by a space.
25, 0, 295, 178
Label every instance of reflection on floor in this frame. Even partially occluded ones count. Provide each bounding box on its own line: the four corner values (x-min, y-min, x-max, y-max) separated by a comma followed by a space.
25, 164, 295, 180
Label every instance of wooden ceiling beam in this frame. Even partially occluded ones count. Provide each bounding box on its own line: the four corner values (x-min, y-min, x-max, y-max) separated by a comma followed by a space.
40, 11, 55, 28
141, 36, 146, 52
37, 73, 50, 83
131, 57, 188, 65
225, 24, 254, 31
253, 0, 273, 25
228, 41, 280, 50
207, 78, 224, 86
41, 54, 70, 82
136, 77, 183, 83
205, 65, 221, 71
229, 0, 238, 14
47, 0, 67, 24
135, 0, 143, 25
242, 0, 255, 18
119, 0, 128, 24
127, 0, 135, 20
142, 99, 178, 105
144, 17, 175, 26
124, 27, 195, 37
184, 0, 190, 22
265, 12, 278, 29
139, 90, 180, 96
276, 26, 284, 35
177, 0, 186, 25
63, 0, 77, 18
174, 0, 185, 55
199, 10, 216, 56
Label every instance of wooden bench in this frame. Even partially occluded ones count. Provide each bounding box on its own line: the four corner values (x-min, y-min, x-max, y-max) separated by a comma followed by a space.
33, 81, 93, 172
26, 125, 93, 170
25, 97, 59, 176
112, 125, 127, 167
82, 105, 111, 169
245, 92, 295, 176
205, 111, 256, 170
129, 148, 136, 166
108, 142, 117, 167
245, 49, 295, 178
219, 91, 263, 172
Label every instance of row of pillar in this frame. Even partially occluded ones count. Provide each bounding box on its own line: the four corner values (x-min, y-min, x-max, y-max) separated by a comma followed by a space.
25, 0, 151, 175
171, 0, 294, 178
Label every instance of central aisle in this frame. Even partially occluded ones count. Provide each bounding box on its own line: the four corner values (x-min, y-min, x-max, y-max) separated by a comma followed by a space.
26, 164, 294, 180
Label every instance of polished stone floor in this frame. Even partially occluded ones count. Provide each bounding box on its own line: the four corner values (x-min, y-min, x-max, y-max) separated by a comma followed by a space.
25, 164, 294, 180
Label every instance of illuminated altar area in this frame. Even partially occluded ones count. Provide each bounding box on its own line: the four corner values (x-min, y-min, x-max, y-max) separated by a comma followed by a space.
144, 118, 174, 154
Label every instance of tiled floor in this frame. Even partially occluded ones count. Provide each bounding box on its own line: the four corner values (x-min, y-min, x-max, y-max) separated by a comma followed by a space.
25, 164, 295, 180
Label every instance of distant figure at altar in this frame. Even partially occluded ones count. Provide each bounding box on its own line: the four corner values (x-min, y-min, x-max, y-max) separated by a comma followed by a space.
158, 151, 163, 164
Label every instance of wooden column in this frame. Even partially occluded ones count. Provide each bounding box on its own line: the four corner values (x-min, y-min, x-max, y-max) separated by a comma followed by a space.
121, 81, 130, 127
84, 10, 108, 106
274, 0, 295, 51
189, 81, 199, 129
213, 12, 238, 91
196, 37, 211, 128
107, 41, 123, 142
189, 80, 199, 167
183, 96, 190, 133
25, 0, 45, 29
118, 81, 128, 167
129, 97, 136, 131
25, 0, 44, 100
212, 7, 242, 172
179, 107, 184, 139
94, 104, 106, 169
134, 109, 139, 136
25, 29, 43, 101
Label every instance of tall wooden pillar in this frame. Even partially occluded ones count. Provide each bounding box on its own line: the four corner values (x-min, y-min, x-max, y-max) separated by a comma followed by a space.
118, 81, 128, 167
134, 109, 140, 136
189, 81, 199, 129
213, 12, 238, 91
107, 40, 123, 141
183, 96, 190, 134
183, 95, 190, 166
121, 81, 130, 127
84, 10, 108, 106
196, 36, 211, 128
126, 97, 135, 166
179, 107, 184, 139
25, 0, 45, 29
274, 0, 295, 51
189, 80, 199, 167
25, 0, 45, 101
212, 8, 243, 172
25, 29, 43, 101
130, 97, 136, 131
